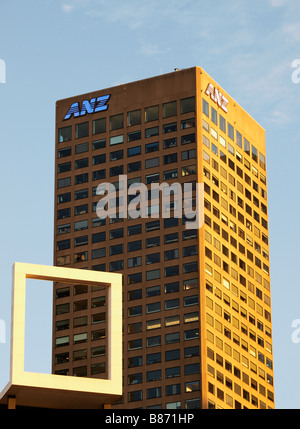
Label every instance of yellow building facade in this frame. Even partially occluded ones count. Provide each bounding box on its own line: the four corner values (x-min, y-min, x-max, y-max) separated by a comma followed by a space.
197, 68, 274, 408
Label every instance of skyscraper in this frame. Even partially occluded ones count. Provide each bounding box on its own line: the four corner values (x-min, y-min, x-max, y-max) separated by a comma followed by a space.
53, 67, 275, 409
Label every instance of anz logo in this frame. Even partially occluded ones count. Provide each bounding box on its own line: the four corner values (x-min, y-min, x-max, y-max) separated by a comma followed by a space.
205, 83, 228, 113
64, 94, 110, 120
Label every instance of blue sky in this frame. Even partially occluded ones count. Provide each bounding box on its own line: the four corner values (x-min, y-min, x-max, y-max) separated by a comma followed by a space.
0, 0, 299, 409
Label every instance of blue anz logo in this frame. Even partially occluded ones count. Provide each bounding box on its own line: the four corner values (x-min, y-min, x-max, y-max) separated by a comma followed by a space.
64, 94, 110, 120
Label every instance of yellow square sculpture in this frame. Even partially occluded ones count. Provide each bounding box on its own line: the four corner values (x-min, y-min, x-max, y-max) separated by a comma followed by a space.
0, 262, 122, 409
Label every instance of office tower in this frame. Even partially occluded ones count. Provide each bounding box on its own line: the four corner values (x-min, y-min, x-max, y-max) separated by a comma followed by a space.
53, 67, 275, 409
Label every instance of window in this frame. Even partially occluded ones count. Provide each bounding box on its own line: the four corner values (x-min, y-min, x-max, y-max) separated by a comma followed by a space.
75, 158, 88, 169
147, 387, 162, 399
110, 113, 123, 130
165, 298, 179, 310
127, 146, 141, 157
92, 138, 106, 150
58, 162, 71, 173
165, 281, 179, 294
236, 130, 242, 148
92, 170, 105, 181
146, 173, 159, 184
146, 220, 160, 232
110, 134, 124, 146
202, 98, 209, 117
146, 335, 161, 347
145, 157, 159, 169
74, 235, 88, 247
145, 105, 159, 122
211, 107, 217, 125
146, 269, 161, 281
93, 153, 106, 164
163, 153, 177, 165
58, 147, 71, 158
165, 349, 180, 361
74, 300, 87, 312
145, 126, 159, 138
163, 122, 177, 133
164, 249, 179, 261
93, 117, 106, 134
164, 169, 178, 180
147, 369, 162, 382
128, 339, 142, 350
75, 173, 88, 185
146, 252, 160, 264
146, 352, 161, 365
110, 165, 123, 176
163, 101, 177, 118
145, 141, 159, 153
57, 208, 70, 220
128, 305, 142, 317
127, 109, 141, 126
127, 256, 142, 268
181, 96, 195, 114
128, 373, 143, 385
128, 356, 143, 368
181, 133, 195, 145
181, 149, 196, 160
165, 332, 180, 344
58, 126, 72, 142
184, 363, 200, 375
75, 142, 88, 154
127, 161, 141, 173
57, 224, 70, 235
128, 240, 142, 252
57, 192, 71, 204
163, 137, 177, 149
127, 130, 141, 142
74, 204, 88, 215
252, 145, 258, 162
92, 231, 106, 243
219, 115, 226, 133
128, 273, 142, 284
182, 165, 196, 176
146, 236, 160, 248
110, 243, 124, 256
75, 122, 89, 139
75, 189, 88, 200
228, 123, 234, 140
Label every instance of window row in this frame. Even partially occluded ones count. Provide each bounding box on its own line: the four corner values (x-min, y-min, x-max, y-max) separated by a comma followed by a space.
54, 328, 105, 344
57, 164, 197, 192
57, 217, 189, 236
54, 363, 105, 377
127, 298, 199, 318
128, 341, 199, 370
56, 229, 197, 250
57, 148, 196, 178
58, 132, 195, 163
127, 378, 199, 403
